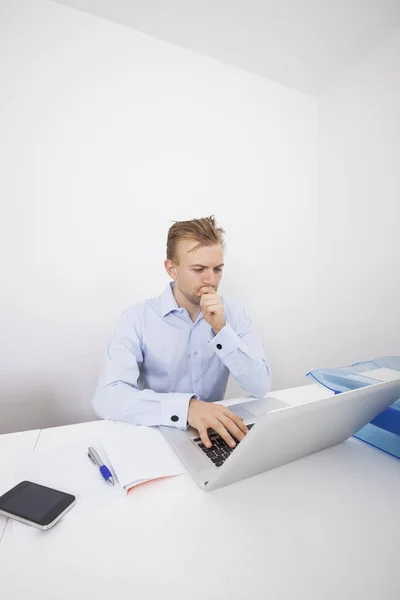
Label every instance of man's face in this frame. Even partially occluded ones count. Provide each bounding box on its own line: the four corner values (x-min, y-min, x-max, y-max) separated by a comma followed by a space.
167, 240, 224, 306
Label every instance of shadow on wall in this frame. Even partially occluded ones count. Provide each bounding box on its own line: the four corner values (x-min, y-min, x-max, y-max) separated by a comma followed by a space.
0, 385, 94, 434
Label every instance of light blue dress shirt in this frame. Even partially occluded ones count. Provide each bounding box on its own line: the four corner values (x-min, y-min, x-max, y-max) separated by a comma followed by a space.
92, 283, 271, 429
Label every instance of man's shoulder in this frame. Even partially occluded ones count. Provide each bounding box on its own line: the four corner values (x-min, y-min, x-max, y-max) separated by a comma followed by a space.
122, 301, 145, 321
121, 292, 163, 324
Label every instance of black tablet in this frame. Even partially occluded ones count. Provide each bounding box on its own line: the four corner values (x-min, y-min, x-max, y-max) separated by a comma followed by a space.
0, 480, 76, 530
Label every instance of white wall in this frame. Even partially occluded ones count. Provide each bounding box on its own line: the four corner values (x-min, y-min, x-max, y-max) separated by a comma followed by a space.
317, 28, 400, 368
0, 0, 318, 433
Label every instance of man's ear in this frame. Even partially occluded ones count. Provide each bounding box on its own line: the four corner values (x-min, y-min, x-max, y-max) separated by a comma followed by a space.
164, 259, 178, 280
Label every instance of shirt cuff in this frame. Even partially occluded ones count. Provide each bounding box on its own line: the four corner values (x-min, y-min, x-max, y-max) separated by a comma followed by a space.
159, 393, 197, 429
209, 322, 241, 359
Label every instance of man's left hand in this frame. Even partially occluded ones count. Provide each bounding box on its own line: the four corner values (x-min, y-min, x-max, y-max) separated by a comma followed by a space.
199, 286, 226, 334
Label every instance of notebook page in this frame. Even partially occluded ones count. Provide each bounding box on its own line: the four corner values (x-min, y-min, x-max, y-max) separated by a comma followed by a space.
102, 422, 186, 490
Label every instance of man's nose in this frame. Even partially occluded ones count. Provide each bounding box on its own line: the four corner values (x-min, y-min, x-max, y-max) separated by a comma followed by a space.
203, 271, 216, 287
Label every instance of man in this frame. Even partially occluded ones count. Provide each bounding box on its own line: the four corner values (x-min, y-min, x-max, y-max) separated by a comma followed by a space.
92, 216, 271, 448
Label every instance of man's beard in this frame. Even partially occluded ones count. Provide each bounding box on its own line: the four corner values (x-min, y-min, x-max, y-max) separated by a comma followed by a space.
180, 285, 217, 307
180, 288, 201, 306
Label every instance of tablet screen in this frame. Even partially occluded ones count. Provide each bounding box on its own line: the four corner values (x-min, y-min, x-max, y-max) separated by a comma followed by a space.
0, 481, 75, 525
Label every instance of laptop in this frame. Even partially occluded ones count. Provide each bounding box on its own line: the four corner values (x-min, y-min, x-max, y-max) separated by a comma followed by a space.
160, 379, 400, 491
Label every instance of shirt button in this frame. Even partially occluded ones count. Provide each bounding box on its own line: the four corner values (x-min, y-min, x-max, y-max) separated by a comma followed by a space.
171, 415, 179, 422
193, 350, 198, 356
216, 344, 222, 350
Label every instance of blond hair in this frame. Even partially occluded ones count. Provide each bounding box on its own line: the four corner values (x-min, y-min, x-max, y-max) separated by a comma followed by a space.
166, 216, 225, 263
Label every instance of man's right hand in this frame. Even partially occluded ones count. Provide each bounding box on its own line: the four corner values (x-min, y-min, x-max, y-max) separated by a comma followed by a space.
187, 398, 248, 449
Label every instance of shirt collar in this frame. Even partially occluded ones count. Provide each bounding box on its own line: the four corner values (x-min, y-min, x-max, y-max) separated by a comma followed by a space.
160, 282, 181, 317
160, 282, 207, 323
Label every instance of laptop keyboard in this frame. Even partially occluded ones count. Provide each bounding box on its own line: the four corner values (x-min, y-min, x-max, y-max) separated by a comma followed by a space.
192, 423, 254, 468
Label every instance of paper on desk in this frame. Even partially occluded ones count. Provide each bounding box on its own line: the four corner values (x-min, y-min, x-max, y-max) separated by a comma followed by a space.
8, 439, 124, 538
0, 466, 19, 542
361, 368, 400, 383
102, 422, 186, 491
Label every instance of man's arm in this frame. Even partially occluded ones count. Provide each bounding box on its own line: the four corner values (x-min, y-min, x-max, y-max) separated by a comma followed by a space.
92, 311, 193, 429
208, 306, 271, 399
184, 303, 270, 449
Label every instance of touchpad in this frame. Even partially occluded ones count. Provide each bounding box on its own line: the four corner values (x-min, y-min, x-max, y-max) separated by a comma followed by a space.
229, 405, 257, 421
228, 397, 288, 421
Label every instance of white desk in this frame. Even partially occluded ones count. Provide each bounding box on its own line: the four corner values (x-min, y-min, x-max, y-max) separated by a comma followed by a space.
1, 386, 399, 600
0, 429, 41, 544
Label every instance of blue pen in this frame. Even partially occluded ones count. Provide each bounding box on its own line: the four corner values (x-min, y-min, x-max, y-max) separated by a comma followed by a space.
88, 446, 115, 486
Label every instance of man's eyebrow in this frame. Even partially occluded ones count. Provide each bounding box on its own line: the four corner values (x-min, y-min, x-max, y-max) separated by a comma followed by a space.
190, 263, 224, 268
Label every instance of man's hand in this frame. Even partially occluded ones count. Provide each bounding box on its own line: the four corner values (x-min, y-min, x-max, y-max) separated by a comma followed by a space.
188, 398, 248, 449
199, 286, 226, 334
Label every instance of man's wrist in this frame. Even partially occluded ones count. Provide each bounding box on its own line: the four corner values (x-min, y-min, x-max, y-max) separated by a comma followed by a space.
187, 396, 199, 423
212, 321, 226, 335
